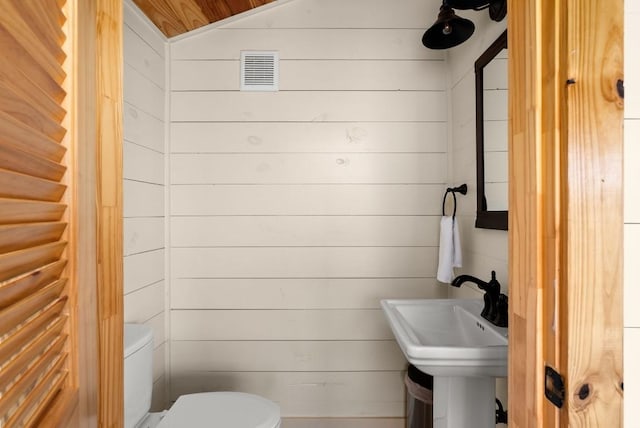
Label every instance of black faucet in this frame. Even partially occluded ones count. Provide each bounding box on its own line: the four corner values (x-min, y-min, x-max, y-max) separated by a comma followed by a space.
451, 271, 508, 327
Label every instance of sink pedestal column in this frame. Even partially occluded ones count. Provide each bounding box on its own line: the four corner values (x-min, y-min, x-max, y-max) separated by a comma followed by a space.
433, 376, 495, 428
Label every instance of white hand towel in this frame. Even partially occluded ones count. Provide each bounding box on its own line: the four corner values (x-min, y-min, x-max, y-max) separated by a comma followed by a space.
436, 215, 462, 283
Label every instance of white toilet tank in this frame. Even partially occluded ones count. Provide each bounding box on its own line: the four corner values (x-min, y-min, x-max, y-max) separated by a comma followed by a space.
124, 323, 154, 428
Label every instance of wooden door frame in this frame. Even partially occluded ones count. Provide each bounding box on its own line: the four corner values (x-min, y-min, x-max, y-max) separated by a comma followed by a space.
508, 1, 623, 426
64, 1, 125, 425
95, 0, 125, 426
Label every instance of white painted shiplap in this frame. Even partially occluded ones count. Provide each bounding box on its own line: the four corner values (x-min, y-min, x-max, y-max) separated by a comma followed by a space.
171, 216, 440, 247
168, 0, 447, 419
171, 247, 437, 278
124, 180, 164, 217
447, 14, 508, 290
170, 122, 447, 153
171, 91, 446, 122
124, 102, 164, 153
124, 217, 164, 256
171, 340, 405, 372
172, 309, 393, 341
171, 278, 443, 309
446, 11, 508, 413
172, 29, 442, 61
171, 184, 444, 216
172, 60, 446, 91
123, 0, 168, 411
170, 371, 406, 417
217, 0, 434, 30
171, 153, 447, 184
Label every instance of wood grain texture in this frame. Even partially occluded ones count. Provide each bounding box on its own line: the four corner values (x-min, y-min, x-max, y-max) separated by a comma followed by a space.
0, 222, 67, 254
509, 0, 623, 426
4, 0, 67, 61
0, 144, 67, 182
0, 301, 66, 363
96, 0, 124, 425
61, 0, 102, 425
4, 356, 68, 427
563, 0, 623, 425
0, 242, 66, 283
0, 80, 67, 141
0, 111, 67, 163
0, 199, 66, 225
0, 66, 66, 124
0, 26, 65, 103
0, 1, 66, 82
132, 0, 274, 37
0, 282, 66, 337
0, 261, 66, 310
0, 339, 67, 418
0, 316, 66, 388
0, 168, 67, 202
0, 0, 77, 425
508, 0, 557, 425
165, 0, 209, 32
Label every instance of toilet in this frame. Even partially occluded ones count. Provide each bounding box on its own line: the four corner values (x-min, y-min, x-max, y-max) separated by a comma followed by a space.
124, 323, 281, 428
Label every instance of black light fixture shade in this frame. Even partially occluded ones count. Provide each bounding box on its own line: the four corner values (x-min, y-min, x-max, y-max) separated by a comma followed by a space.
488, 0, 507, 22
422, 5, 475, 50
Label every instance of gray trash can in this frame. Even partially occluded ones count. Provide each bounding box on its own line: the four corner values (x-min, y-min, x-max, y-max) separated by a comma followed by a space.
405, 364, 433, 428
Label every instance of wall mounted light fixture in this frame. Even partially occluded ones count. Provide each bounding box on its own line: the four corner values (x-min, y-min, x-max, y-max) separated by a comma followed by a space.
422, 4, 475, 49
422, 0, 507, 49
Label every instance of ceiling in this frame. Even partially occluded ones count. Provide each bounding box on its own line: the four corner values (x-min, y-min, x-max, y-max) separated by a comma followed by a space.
133, 0, 275, 37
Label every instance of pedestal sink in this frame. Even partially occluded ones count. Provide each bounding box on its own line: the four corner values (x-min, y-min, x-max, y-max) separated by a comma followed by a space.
381, 299, 508, 428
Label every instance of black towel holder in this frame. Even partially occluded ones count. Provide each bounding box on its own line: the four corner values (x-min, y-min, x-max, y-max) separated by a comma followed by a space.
442, 184, 468, 217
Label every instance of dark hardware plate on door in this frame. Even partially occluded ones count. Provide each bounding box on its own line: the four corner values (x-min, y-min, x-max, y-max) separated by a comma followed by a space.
544, 365, 565, 408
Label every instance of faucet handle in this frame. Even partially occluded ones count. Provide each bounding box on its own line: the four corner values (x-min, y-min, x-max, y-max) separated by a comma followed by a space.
493, 294, 508, 327
481, 293, 494, 321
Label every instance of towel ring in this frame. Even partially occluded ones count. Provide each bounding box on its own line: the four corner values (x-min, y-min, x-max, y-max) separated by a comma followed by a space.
442, 184, 468, 217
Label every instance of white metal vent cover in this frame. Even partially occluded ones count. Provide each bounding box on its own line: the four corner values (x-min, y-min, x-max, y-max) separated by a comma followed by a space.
240, 51, 279, 91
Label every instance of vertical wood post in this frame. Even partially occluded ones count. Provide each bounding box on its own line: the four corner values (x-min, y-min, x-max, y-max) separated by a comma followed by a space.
96, 0, 124, 425
563, 1, 623, 425
509, 0, 623, 426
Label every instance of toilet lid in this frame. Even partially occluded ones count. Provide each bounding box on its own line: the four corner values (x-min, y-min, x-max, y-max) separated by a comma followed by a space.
157, 392, 280, 428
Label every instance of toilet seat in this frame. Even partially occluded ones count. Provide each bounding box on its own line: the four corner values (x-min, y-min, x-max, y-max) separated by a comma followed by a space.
156, 392, 281, 428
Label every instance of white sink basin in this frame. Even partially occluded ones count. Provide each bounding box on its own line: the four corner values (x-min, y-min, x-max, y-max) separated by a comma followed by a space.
381, 299, 508, 377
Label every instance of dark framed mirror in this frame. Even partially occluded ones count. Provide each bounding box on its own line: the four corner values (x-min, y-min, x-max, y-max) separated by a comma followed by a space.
475, 30, 508, 230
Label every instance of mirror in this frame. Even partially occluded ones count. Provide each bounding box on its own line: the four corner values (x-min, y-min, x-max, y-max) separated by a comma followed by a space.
475, 30, 508, 230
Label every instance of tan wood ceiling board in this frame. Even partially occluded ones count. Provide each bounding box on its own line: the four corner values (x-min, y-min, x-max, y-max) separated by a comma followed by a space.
133, 0, 275, 37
